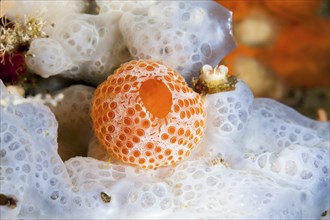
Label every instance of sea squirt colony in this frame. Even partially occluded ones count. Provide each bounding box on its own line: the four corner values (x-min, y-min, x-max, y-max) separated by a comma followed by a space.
91, 60, 205, 169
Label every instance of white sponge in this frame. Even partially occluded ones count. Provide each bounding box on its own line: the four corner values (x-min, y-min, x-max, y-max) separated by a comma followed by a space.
1, 0, 85, 35
0, 80, 62, 219
241, 98, 330, 154
196, 80, 254, 162
240, 143, 329, 212
0, 76, 329, 219
0, 81, 114, 219
164, 159, 319, 219
11, 1, 236, 85
52, 16, 99, 62
27, 13, 131, 85
96, 0, 156, 15
26, 38, 73, 78
119, 1, 236, 83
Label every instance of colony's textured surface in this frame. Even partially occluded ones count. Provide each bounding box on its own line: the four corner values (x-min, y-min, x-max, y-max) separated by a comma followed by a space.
6, 1, 235, 85
0, 79, 329, 219
91, 60, 205, 169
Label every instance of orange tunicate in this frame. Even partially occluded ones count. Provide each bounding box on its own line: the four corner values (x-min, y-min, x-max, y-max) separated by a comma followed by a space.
91, 60, 205, 169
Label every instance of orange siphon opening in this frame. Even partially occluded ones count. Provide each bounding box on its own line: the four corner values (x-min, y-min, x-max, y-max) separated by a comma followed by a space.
139, 79, 172, 118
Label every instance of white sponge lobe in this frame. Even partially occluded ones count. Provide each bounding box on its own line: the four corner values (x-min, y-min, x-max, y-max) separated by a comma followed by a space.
164, 160, 314, 219
119, 1, 236, 83
242, 98, 330, 154
26, 38, 73, 78
30, 13, 131, 85
96, 0, 156, 15
53, 16, 99, 62
1, 0, 85, 35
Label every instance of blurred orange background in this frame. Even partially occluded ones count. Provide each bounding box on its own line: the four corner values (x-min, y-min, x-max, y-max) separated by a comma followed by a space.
216, 0, 330, 119
218, 0, 329, 87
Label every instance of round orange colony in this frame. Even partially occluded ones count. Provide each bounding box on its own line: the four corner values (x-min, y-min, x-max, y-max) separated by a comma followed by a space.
91, 60, 205, 169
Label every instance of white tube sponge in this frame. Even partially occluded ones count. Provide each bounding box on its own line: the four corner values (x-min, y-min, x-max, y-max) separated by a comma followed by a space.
26, 38, 73, 78
30, 13, 131, 85
0, 0, 85, 34
51, 16, 100, 62
1, 0, 85, 35
199, 78, 329, 218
